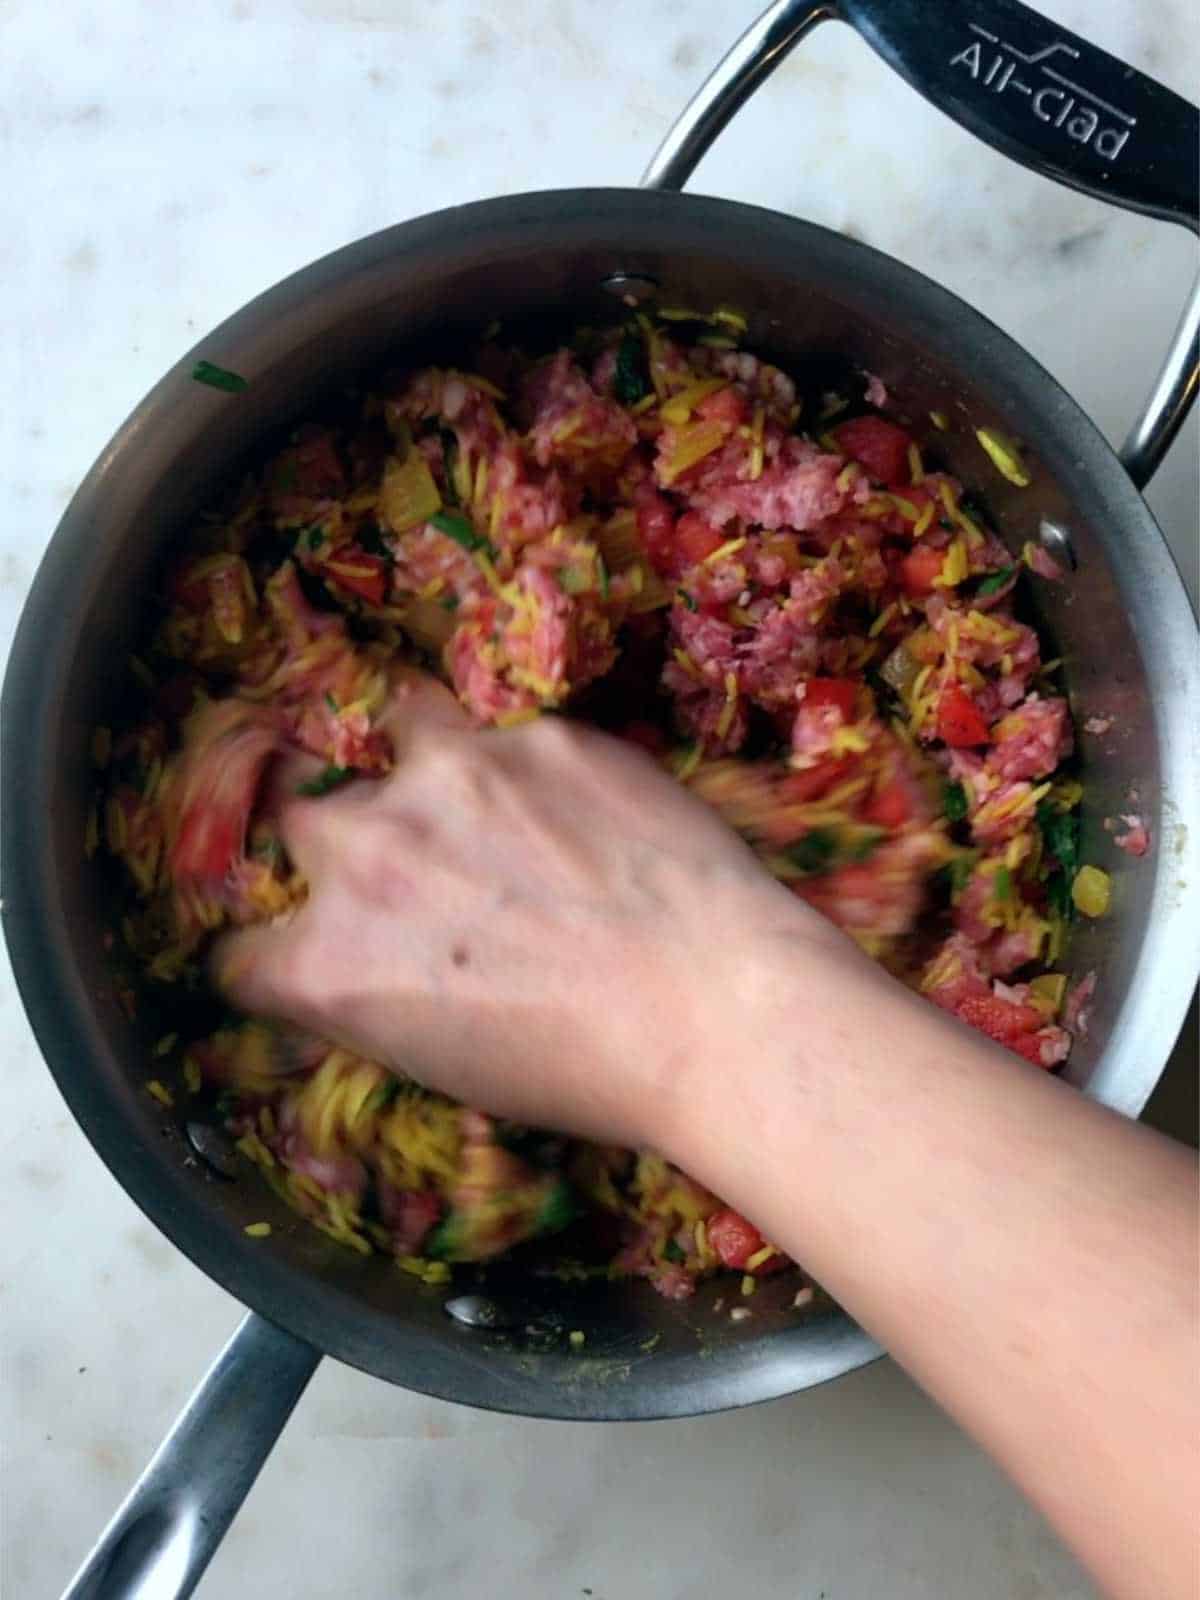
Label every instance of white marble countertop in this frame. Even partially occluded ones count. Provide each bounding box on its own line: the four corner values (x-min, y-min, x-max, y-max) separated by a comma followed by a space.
3, 2, 1196, 1597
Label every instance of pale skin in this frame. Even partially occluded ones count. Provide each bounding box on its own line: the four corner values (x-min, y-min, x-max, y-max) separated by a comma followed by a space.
219, 672, 1198, 1600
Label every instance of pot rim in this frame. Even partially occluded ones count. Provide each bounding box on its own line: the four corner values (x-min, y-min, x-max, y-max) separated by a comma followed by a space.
4, 187, 1197, 1418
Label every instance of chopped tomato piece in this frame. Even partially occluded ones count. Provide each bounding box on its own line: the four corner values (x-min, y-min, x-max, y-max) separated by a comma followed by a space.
325, 550, 389, 607
832, 416, 913, 486
779, 755, 853, 805
674, 512, 725, 569
634, 486, 677, 577
706, 1208, 785, 1273
863, 778, 912, 828
802, 677, 857, 721
898, 544, 945, 597
937, 684, 990, 747
696, 386, 749, 427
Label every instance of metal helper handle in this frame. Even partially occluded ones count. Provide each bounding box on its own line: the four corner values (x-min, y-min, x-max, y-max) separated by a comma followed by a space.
642, 0, 1199, 488
60, 1313, 320, 1600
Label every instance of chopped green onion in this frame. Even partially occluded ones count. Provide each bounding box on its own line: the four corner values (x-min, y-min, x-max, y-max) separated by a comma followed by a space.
536, 1179, 577, 1235
662, 1237, 685, 1263
993, 865, 1012, 901
324, 692, 338, 712
438, 595, 460, 612
943, 781, 969, 822
785, 827, 838, 875
365, 1078, 401, 1113
975, 566, 1014, 597
305, 524, 326, 550
191, 360, 249, 394
613, 328, 649, 406
597, 553, 609, 600
296, 764, 353, 797
676, 589, 698, 612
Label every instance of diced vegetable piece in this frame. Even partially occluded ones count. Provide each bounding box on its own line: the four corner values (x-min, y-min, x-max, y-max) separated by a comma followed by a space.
976, 427, 1032, 487
1029, 974, 1067, 1014
614, 329, 649, 405
879, 639, 921, 694
674, 512, 725, 567
297, 764, 353, 797
975, 565, 1015, 597
802, 677, 857, 720
325, 550, 390, 606
192, 360, 249, 394
937, 685, 990, 747
706, 1208, 762, 1270
899, 545, 946, 597
831, 416, 913, 486
658, 420, 728, 485
1071, 865, 1111, 918
943, 781, 969, 822
381, 450, 442, 533
431, 509, 490, 554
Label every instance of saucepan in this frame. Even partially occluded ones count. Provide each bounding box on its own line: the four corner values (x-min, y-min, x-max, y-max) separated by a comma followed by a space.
3, 1, 1197, 1595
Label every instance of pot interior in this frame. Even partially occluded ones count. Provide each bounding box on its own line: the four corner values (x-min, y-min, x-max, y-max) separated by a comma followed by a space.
5, 189, 1196, 1418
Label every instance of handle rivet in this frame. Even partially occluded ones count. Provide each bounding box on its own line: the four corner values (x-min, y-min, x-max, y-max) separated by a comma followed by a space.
186, 1120, 239, 1179
1038, 519, 1078, 571
600, 272, 659, 305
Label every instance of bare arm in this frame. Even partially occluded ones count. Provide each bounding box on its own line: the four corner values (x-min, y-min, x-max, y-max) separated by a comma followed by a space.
219, 681, 1198, 1600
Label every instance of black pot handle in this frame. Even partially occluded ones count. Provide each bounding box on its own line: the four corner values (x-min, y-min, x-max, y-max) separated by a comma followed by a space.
642, 0, 1199, 487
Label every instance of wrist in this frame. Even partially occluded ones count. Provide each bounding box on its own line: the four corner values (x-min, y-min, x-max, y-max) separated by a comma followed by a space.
644, 885, 855, 1176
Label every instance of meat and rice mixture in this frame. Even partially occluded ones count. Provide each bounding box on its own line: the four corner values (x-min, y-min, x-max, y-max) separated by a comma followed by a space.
95, 309, 1121, 1299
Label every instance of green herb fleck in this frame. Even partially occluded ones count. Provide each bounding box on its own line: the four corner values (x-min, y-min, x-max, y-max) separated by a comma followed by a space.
296, 764, 353, 798
614, 328, 649, 406
676, 589, 698, 612
993, 865, 1012, 901
975, 565, 1014, 597
1037, 803, 1080, 875
438, 595, 460, 612
324, 691, 338, 712
662, 1237, 686, 1264
785, 827, 838, 875
536, 1179, 578, 1236
1047, 872, 1074, 920
191, 360, 249, 394
305, 524, 326, 550
597, 553, 609, 600
431, 509, 492, 556
366, 1078, 401, 1113
943, 781, 969, 822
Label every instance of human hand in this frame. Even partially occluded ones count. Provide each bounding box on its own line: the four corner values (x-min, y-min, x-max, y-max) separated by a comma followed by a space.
214, 670, 838, 1150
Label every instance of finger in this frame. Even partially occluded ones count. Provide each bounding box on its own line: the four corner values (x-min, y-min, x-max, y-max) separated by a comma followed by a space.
211, 910, 314, 1024
378, 665, 472, 756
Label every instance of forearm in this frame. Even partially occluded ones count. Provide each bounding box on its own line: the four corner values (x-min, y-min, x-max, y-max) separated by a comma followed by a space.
667, 930, 1198, 1600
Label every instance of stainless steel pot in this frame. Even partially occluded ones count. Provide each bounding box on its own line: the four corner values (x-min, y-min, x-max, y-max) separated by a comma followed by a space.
4, 2, 1197, 1596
